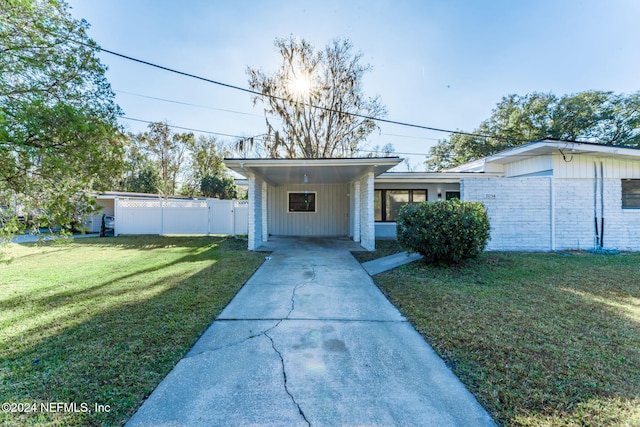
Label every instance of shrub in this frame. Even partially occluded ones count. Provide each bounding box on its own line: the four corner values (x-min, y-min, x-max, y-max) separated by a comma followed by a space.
396, 199, 490, 264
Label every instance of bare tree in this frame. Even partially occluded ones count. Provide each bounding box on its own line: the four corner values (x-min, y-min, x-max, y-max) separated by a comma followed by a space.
247, 36, 386, 158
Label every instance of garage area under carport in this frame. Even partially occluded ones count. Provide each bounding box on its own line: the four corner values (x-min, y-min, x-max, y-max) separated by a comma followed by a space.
224, 157, 401, 251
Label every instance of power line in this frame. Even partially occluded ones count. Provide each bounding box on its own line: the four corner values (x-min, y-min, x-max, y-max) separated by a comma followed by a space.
115, 88, 443, 143
96, 45, 507, 142
121, 116, 262, 140
115, 90, 263, 118
121, 117, 620, 162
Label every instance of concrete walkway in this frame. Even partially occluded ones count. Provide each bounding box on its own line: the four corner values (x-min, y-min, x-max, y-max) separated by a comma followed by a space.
126, 237, 495, 427
362, 251, 424, 276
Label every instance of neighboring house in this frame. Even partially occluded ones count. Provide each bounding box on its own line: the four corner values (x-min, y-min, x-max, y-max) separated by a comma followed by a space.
225, 139, 640, 251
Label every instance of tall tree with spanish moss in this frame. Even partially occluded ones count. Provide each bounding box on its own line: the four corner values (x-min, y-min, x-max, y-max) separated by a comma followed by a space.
246, 36, 387, 158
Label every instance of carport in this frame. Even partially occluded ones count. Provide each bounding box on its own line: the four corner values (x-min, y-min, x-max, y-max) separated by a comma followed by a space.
224, 157, 401, 251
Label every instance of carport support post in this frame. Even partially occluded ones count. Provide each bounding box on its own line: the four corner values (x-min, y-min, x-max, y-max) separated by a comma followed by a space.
262, 181, 268, 243
360, 170, 375, 251
353, 180, 361, 242
247, 173, 265, 251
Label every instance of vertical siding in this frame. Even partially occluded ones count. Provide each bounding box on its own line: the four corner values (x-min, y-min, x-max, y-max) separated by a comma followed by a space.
504, 156, 553, 177
553, 154, 640, 179
268, 183, 349, 236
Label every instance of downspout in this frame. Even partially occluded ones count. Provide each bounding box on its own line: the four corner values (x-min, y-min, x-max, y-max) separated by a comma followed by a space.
600, 161, 604, 247
550, 177, 555, 251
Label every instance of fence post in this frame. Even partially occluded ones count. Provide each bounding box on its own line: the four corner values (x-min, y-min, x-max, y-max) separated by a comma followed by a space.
231, 199, 236, 237
159, 196, 164, 236
114, 198, 119, 237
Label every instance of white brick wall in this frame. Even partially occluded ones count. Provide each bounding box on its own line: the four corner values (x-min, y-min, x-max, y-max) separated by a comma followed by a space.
462, 177, 552, 251
554, 179, 594, 250
359, 171, 375, 251
247, 174, 264, 251
463, 177, 640, 251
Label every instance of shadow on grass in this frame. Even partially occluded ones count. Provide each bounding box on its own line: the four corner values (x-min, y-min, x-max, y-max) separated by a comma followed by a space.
0, 237, 233, 317
0, 237, 266, 426
374, 252, 640, 426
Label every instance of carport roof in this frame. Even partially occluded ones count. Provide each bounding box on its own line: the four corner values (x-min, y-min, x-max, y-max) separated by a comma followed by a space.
224, 157, 402, 185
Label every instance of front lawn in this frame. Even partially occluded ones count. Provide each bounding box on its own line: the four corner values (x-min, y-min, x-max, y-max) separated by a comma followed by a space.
373, 251, 640, 426
0, 236, 266, 426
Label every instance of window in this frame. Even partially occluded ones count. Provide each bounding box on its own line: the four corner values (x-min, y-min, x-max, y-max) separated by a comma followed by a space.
622, 180, 640, 209
288, 192, 316, 212
446, 191, 461, 200
374, 189, 428, 222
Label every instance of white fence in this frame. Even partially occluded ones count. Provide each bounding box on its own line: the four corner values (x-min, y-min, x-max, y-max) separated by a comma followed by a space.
114, 198, 248, 236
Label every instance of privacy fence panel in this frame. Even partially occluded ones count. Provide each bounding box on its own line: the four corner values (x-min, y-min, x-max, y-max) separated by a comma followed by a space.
163, 200, 209, 234
114, 198, 248, 236
233, 200, 249, 236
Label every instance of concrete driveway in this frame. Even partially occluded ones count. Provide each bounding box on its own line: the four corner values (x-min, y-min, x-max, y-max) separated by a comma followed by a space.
126, 237, 495, 427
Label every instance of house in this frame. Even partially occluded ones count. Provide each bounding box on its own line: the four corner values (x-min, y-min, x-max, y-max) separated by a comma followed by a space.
456, 139, 640, 251
224, 139, 640, 252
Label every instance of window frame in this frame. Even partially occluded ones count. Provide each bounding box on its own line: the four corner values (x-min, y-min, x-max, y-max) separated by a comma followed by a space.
287, 191, 317, 213
622, 179, 640, 209
374, 189, 428, 222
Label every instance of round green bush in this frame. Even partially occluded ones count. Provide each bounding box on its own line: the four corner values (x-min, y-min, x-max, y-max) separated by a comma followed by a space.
396, 199, 490, 264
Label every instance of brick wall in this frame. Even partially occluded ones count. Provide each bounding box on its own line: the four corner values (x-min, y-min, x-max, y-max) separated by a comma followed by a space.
461, 177, 552, 251
359, 171, 375, 251
463, 177, 640, 251
542, 178, 640, 251
247, 174, 264, 251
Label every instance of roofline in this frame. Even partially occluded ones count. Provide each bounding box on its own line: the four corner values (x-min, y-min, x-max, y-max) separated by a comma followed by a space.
484, 139, 640, 163
224, 157, 402, 168
449, 139, 640, 172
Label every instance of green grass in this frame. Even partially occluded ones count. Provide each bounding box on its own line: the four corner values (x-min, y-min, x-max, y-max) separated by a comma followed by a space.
351, 239, 406, 263
372, 251, 640, 426
0, 236, 266, 426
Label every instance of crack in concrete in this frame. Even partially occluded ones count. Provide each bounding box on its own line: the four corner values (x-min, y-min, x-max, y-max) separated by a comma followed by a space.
286, 264, 315, 319
264, 326, 310, 427
186, 320, 281, 358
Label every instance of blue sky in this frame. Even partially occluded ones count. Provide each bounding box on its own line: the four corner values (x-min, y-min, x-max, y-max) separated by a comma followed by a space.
67, 0, 640, 170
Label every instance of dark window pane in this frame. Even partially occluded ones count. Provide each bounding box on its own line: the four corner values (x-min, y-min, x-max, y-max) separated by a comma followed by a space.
412, 190, 427, 203
622, 180, 640, 208
289, 192, 316, 212
374, 190, 382, 221
446, 191, 461, 200
386, 190, 409, 221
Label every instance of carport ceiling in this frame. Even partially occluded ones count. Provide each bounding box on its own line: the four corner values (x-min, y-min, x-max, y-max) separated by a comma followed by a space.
224, 158, 402, 186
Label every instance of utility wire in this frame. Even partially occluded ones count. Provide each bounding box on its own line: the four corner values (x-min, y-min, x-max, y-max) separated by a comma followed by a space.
122, 116, 616, 161
97, 46, 512, 142
115, 89, 263, 117
121, 116, 258, 139
115, 88, 441, 142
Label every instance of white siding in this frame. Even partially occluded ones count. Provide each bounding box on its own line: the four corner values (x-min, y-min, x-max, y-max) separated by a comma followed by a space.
552, 154, 640, 179
268, 183, 349, 236
504, 156, 553, 177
